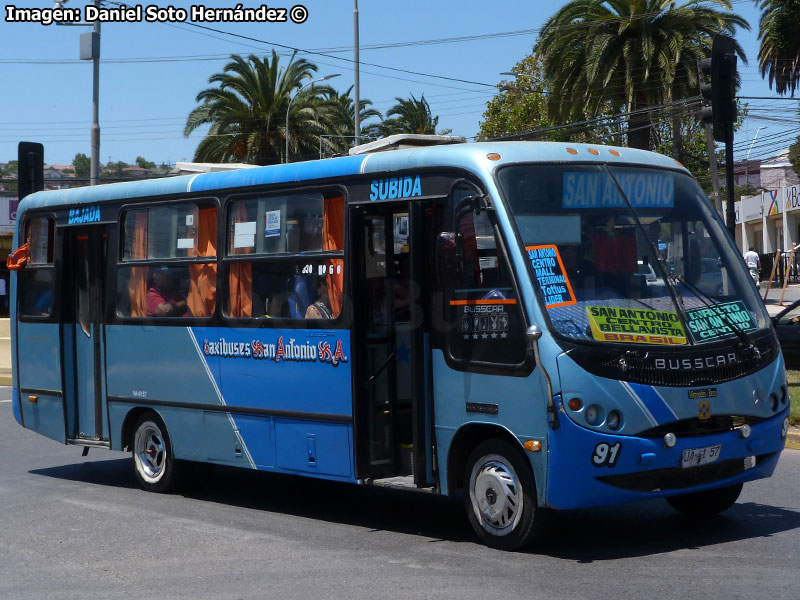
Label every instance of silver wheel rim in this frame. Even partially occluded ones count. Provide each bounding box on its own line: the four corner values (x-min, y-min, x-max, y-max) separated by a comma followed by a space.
134, 422, 166, 483
469, 455, 524, 537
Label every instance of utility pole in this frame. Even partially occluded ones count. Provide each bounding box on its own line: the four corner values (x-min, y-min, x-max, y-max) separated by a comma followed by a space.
90, 0, 101, 186
353, 0, 361, 147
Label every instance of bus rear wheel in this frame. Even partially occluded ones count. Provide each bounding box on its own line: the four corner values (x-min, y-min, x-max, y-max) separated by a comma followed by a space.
132, 412, 179, 493
464, 439, 544, 551
665, 483, 743, 517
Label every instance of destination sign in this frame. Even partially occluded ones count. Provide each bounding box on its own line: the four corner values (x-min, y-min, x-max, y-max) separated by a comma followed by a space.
563, 172, 674, 209
685, 301, 757, 343
526, 244, 576, 308
587, 305, 687, 345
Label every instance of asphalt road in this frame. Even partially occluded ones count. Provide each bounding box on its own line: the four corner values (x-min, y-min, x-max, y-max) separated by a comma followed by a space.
1, 386, 799, 600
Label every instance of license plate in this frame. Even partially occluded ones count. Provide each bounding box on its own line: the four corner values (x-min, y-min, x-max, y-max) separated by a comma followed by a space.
681, 444, 722, 468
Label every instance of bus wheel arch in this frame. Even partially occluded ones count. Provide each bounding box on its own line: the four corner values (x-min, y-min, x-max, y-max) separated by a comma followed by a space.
130, 410, 180, 493
447, 424, 528, 496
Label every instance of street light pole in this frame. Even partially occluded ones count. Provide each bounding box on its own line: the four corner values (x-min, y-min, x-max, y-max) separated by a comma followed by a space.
353, 0, 361, 147
285, 74, 340, 164
744, 126, 767, 194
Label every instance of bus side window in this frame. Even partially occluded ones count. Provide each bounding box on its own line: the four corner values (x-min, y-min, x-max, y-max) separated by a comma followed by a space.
443, 209, 527, 367
224, 192, 344, 321
116, 202, 217, 318
18, 216, 56, 318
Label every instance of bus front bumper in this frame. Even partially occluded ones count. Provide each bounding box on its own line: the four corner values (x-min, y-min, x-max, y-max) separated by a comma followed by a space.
545, 408, 789, 510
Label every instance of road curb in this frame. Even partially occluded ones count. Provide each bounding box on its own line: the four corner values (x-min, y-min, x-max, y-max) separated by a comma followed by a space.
787, 431, 800, 451
0, 375, 11, 387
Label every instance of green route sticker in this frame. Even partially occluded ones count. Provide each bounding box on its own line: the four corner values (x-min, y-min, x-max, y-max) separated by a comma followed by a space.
685, 301, 757, 343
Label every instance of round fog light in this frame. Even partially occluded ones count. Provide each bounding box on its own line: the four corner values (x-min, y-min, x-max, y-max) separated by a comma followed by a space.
664, 432, 677, 448
782, 417, 790, 439
585, 404, 601, 426
739, 424, 751, 439
607, 410, 621, 431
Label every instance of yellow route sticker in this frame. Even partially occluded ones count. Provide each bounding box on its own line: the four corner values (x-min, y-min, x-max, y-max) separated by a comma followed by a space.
587, 305, 688, 345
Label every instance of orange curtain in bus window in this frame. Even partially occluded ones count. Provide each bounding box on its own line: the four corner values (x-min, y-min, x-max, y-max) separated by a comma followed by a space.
187, 207, 217, 317
128, 212, 149, 317
228, 203, 252, 317
323, 195, 344, 317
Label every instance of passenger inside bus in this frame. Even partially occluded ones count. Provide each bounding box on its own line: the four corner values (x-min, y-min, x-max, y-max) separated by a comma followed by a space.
147, 267, 188, 317
305, 276, 333, 319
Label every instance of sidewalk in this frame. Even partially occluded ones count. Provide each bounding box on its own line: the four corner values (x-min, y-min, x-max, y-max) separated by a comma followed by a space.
0, 318, 9, 387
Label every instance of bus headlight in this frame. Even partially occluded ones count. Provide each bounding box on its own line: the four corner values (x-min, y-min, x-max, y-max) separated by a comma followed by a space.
585, 404, 602, 426
780, 385, 788, 406
606, 410, 622, 431
770, 393, 779, 412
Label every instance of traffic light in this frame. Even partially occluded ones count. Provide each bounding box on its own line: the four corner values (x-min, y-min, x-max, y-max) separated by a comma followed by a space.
18, 142, 44, 201
699, 34, 737, 142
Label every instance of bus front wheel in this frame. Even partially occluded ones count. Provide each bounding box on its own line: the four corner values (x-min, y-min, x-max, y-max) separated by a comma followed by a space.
665, 483, 743, 517
132, 412, 179, 493
464, 439, 545, 551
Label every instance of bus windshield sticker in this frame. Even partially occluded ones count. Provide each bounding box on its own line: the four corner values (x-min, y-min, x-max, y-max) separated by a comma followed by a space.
685, 301, 757, 343
586, 305, 688, 345
562, 172, 674, 209
265, 210, 281, 237
526, 244, 576, 308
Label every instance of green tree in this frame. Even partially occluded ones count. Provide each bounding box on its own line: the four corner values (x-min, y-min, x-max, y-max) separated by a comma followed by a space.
320, 86, 382, 156
478, 54, 623, 143
535, 0, 748, 150
379, 94, 452, 137
101, 160, 129, 179
184, 51, 342, 165
478, 55, 552, 140
5, 160, 18, 174
135, 156, 156, 169
756, 0, 800, 96
72, 153, 90, 179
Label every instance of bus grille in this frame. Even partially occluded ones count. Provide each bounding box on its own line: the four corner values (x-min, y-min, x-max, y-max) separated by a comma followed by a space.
638, 415, 766, 438
565, 332, 778, 387
596, 453, 774, 492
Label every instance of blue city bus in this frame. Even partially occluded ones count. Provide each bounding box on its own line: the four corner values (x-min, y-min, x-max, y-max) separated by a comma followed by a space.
9, 141, 791, 550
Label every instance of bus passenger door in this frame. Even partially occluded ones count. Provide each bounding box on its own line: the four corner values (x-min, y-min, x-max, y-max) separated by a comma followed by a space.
351, 201, 438, 485
62, 226, 108, 441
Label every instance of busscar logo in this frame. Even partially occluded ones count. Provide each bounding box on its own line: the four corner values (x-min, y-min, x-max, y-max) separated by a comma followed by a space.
653, 352, 738, 370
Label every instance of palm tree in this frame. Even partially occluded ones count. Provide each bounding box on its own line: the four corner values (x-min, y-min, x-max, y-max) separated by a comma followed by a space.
535, 0, 748, 150
756, 0, 800, 96
184, 51, 340, 165
379, 94, 452, 137
320, 86, 383, 156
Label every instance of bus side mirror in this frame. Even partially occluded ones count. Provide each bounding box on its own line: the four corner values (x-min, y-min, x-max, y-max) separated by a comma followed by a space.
436, 231, 462, 286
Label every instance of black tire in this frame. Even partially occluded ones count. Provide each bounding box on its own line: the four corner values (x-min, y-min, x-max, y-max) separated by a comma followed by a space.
131, 412, 180, 493
464, 439, 547, 551
665, 483, 743, 517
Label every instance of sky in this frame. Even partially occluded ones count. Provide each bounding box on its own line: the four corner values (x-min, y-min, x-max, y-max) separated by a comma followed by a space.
1, 0, 798, 168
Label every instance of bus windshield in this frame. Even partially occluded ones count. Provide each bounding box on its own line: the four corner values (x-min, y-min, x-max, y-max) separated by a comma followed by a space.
498, 164, 769, 347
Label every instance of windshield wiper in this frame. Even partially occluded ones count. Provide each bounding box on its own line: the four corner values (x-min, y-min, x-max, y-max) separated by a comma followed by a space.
602, 166, 694, 345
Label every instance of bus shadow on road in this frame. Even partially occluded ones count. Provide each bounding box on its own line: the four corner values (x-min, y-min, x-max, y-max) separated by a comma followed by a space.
540, 500, 800, 561
30, 459, 800, 554
30, 459, 474, 544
